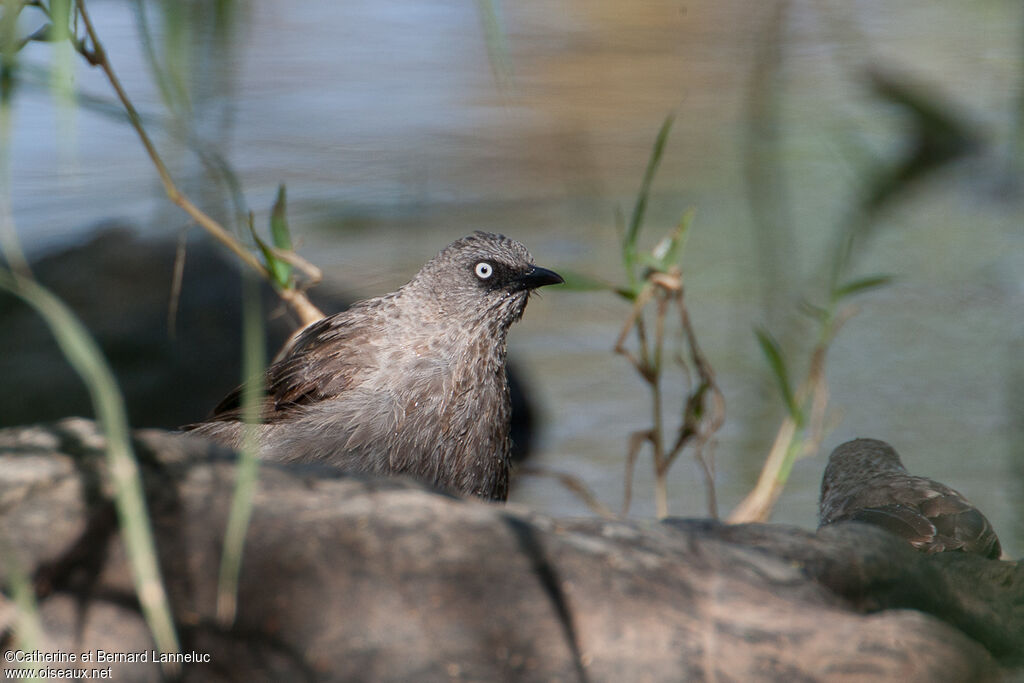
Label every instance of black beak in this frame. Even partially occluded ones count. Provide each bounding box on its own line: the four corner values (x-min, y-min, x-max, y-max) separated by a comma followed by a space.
516, 265, 564, 291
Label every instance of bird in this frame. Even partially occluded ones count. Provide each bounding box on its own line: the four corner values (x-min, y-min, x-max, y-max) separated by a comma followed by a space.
183, 232, 562, 501
818, 438, 1001, 559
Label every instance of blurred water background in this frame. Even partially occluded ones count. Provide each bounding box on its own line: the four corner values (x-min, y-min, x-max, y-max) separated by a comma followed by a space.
5, 0, 1023, 554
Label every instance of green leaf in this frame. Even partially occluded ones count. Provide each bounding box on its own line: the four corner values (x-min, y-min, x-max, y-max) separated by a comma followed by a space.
755, 327, 801, 421
614, 286, 639, 302
635, 251, 666, 272
270, 184, 291, 250
555, 269, 616, 292
624, 113, 674, 286
249, 219, 289, 290
245, 187, 295, 290
833, 274, 893, 300
652, 208, 694, 271
266, 185, 294, 287
797, 298, 829, 321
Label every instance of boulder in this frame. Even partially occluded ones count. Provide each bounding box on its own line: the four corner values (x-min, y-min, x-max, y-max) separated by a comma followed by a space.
1, 419, 1020, 682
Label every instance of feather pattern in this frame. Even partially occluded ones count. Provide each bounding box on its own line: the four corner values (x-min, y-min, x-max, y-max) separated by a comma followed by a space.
183, 232, 562, 501
818, 438, 1001, 559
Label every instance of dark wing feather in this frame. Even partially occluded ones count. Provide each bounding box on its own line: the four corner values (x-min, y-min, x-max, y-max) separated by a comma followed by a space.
192, 313, 373, 425
839, 503, 939, 551
830, 492, 1002, 560
919, 494, 1002, 559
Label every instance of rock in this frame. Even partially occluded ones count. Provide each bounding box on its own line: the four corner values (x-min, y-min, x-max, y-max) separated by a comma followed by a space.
1, 419, 1019, 682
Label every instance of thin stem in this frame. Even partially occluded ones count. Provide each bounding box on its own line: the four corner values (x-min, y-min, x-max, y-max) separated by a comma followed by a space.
216, 270, 265, 625
635, 315, 652, 379
651, 294, 669, 518
621, 430, 652, 515
1, 536, 44, 678
517, 465, 616, 519
652, 378, 668, 518
614, 282, 655, 377
73, 0, 323, 326
0, 87, 30, 277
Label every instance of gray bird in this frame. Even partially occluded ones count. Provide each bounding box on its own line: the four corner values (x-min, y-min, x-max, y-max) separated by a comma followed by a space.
184, 232, 562, 501
818, 438, 1001, 559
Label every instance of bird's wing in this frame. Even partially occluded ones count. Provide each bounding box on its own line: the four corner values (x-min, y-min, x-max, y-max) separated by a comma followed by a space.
197, 313, 375, 425
919, 493, 1003, 559
836, 503, 939, 551
831, 493, 1002, 560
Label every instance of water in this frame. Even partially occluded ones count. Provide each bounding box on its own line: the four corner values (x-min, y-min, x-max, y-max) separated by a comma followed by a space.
6, 0, 1022, 554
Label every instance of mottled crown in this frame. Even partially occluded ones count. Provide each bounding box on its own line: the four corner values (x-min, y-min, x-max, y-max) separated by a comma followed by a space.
824, 438, 909, 483
415, 232, 535, 282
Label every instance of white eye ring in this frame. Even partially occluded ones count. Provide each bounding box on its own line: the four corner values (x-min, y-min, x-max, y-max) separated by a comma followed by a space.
475, 262, 493, 279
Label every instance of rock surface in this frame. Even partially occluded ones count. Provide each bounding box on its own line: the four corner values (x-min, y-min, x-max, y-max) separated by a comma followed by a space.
1, 420, 1021, 682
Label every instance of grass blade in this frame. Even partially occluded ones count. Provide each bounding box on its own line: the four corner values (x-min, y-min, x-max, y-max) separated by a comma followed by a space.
554, 269, 615, 292
249, 215, 289, 290
754, 327, 800, 421
624, 114, 675, 286
216, 269, 265, 624
833, 273, 893, 301
1, 540, 44, 678
268, 184, 294, 287
0, 268, 181, 664
653, 208, 694, 271
270, 184, 291, 249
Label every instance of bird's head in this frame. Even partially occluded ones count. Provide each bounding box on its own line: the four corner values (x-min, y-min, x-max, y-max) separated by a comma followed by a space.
409, 231, 563, 330
822, 438, 909, 489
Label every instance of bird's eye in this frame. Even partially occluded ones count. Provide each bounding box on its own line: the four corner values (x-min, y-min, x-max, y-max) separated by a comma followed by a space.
474, 262, 493, 280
